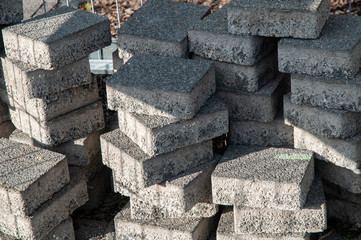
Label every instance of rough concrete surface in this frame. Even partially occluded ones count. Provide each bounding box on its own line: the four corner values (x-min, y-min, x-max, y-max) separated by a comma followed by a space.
43, 217, 75, 240
0, 0, 23, 24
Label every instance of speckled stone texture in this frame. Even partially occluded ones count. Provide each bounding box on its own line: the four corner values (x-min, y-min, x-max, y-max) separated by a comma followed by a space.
284, 94, 361, 139
0, 138, 70, 217
117, 0, 209, 63
101, 128, 213, 193
117, 97, 228, 156
279, 15, 361, 78
114, 204, 217, 240
212, 145, 314, 210
193, 52, 278, 93
2, 57, 91, 98
10, 100, 105, 147
0, 0, 23, 24
228, 0, 330, 39
215, 74, 288, 122
0, 121, 15, 138
229, 112, 294, 147
2, 7, 111, 70
43, 217, 75, 240
234, 177, 326, 234
188, 8, 277, 66
217, 208, 311, 240
0, 169, 88, 240
107, 55, 215, 120
291, 73, 361, 112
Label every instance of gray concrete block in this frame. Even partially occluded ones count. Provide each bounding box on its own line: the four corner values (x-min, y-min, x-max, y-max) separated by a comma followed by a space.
0, 168, 88, 240
291, 73, 361, 112
193, 52, 278, 93
229, 112, 294, 147
117, 97, 228, 156
10, 100, 105, 146
327, 198, 361, 225
212, 145, 314, 210
43, 217, 75, 240
234, 177, 326, 234
2, 57, 92, 98
215, 74, 287, 122
0, 138, 70, 217
0, 0, 23, 24
294, 126, 361, 171
279, 15, 361, 78
114, 204, 216, 240
101, 128, 213, 192
117, 0, 210, 63
3, 7, 111, 70
188, 8, 277, 66
284, 94, 361, 139
0, 120, 15, 138
107, 55, 215, 120
217, 208, 311, 240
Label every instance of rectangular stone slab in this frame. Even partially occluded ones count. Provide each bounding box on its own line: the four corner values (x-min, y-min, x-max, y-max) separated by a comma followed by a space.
284, 93, 361, 139
0, 138, 70, 217
2, 57, 92, 98
0, 169, 88, 240
0, 0, 23, 24
117, 0, 209, 63
107, 55, 215, 120
10, 100, 105, 147
117, 97, 228, 156
2, 7, 111, 70
212, 145, 314, 210
234, 177, 326, 234
279, 15, 361, 78
0, 120, 15, 138
228, 0, 330, 39
188, 8, 277, 66
101, 128, 213, 191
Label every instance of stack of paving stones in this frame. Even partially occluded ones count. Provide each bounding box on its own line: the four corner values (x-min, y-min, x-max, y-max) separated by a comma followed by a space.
188, 6, 293, 148
212, 146, 327, 239
1, 7, 112, 210
0, 138, 88, 239
101, 52, 229, 239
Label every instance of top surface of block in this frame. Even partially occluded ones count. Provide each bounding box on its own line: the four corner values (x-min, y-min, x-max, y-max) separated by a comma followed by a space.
118, 0, 210, 42
229, 0, 324, 11
191, 7, 228, 34
107, 55, 214, 93
279, 15, 361, 52
0, 138, 65, 191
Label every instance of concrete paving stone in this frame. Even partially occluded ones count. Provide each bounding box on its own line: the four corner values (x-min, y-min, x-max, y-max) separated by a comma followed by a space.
0, 138, 70, 217
3, 7, 111, 70
117, 0, 210, 63
327, 197, 361, 225
316, 159, 361, 194
0, 121, 15, 138
2, 57, 92, 98
279, 15, 361, 78
43, 217, 75, 240
0, 0, 23, 24
234, 176, 326, 234
10, 100, 105, 146
107, 55, 215, 120
294, 126, 361, 171
212, 145, 314, 210
101, 128, 213, 192
0, 100, 9, 124
217, 207, 311, 240
192, 52, 278, 93
0, 168, 88, 240
229, 112, 294, 147
291, 73, 361, 112
228, 0, 330, 39
188, 8, 277, 66
117, 97, 228, 156
114, 204, 217, 240
215, 73, 288, 122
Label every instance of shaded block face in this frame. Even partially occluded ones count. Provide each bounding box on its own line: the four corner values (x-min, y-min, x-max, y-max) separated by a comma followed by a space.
117, 0, 210, 62
327, 198, 361, 226
284, 94, 361, 139
0, 0, 23, 24
101, 128, 213, 192
42, 217, 75, 240
212, 145, 314, 210
118, 97, 228, 156
107, 55, 216, 120
234, 177, 327, 235
3, 7, 111, 70
0, 139, 70, 217
114, 204, 216, 240
0, 100, 9, 124
228, 0, 330, 39
0, 121, 15, 138
279, 15, 361, 78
